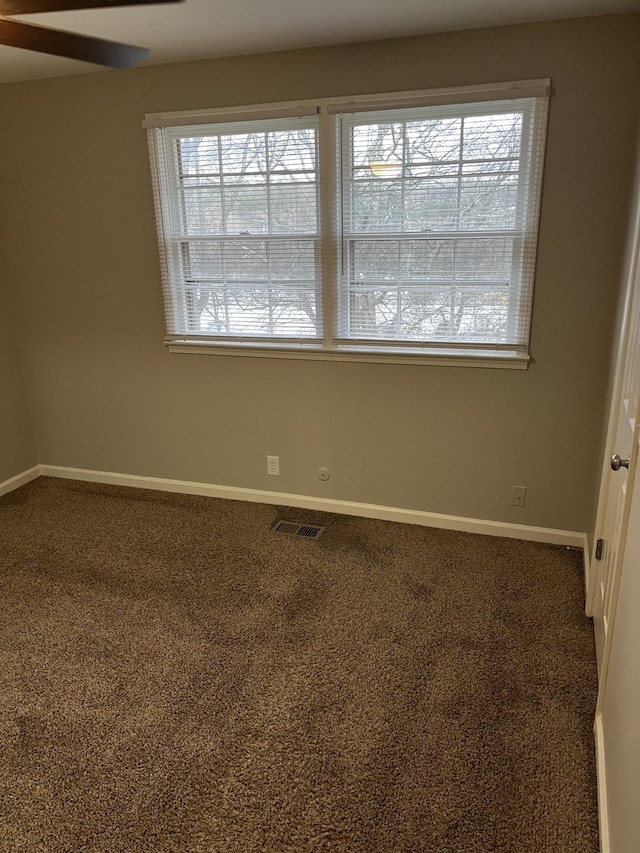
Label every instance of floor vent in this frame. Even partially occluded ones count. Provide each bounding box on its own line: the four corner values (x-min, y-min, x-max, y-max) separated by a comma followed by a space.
272, 520, 325, 540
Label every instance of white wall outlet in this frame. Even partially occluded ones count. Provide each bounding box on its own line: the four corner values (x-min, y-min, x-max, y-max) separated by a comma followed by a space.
511, 485, 527, 507
267, 455, 280, 476
317, 467, 330, 481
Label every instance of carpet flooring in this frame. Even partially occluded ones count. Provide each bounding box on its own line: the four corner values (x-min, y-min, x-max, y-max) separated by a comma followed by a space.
0, 477, 599, 852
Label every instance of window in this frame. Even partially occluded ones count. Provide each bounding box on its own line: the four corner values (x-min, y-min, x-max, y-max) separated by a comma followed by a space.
145, 80, 549, 367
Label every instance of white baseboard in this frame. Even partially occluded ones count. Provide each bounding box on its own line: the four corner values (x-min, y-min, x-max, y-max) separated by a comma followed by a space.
0, 465, 40, 498
38, 464, 586, 548
594, 713, 610, 853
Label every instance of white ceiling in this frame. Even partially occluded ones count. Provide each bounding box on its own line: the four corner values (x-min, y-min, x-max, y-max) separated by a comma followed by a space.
0, 0, 637, 84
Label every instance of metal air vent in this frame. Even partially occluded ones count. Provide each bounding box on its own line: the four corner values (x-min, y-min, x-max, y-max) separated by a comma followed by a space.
272, 520, 325, 540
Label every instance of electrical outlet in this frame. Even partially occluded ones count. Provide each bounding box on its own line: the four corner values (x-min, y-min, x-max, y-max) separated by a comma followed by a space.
511, 485, 527, 507
267, 455, 280, 476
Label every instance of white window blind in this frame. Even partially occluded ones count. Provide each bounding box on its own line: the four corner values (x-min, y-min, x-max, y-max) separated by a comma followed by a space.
146, 83, 548, 364
149, 115, 322, 344
337, 98, 547, 352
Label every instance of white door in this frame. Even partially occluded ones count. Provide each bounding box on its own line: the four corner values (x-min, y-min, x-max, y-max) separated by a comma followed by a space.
589, 181, 640, 853
588, 197, 640, 681
595, 431, 640, 853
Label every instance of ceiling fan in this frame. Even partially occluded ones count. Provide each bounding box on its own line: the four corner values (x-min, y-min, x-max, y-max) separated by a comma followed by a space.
0, 0, 183, 69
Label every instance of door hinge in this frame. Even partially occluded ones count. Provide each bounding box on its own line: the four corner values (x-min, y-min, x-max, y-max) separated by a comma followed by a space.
595, 538, 604, 560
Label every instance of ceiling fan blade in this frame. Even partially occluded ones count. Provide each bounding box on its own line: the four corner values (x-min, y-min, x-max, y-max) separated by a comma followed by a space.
0, 17, 149, 66
0, 0, 181, 13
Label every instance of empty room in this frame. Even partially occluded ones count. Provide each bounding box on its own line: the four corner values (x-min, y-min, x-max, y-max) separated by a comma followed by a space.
1, 0, 640, 850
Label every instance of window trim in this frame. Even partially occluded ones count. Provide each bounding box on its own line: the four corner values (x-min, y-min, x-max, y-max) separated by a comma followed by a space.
165, 341, 530, 369
145, 79, 550, 369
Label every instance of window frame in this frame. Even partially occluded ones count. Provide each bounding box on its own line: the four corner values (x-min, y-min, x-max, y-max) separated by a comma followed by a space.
145, 79, 550, 369
151, 115, 324, 345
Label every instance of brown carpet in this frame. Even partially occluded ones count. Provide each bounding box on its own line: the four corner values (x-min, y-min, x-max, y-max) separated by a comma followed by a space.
0, 477, 599, 852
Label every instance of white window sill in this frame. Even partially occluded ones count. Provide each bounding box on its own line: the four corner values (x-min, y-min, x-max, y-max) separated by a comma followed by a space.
165, 340, 530, 369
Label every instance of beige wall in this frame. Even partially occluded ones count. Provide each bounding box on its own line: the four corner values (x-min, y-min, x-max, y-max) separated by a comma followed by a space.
0, 287, 37, 482
1, 14, 639, 531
